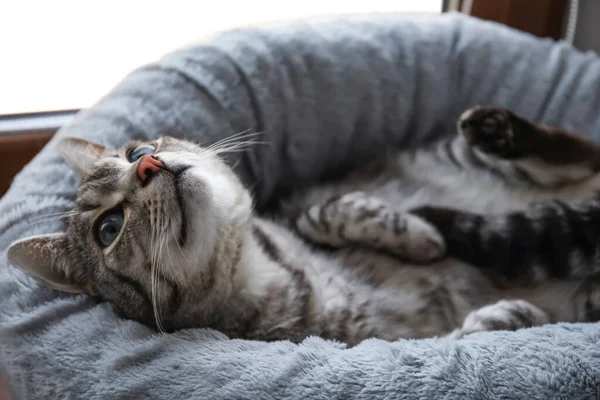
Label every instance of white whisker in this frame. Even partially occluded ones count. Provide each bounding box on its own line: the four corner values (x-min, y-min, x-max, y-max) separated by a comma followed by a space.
207, 132, 264, 151
164, 213, 183, 283
204, 129, 258, 151
28, 210, 80, 225
149, 209, 166, 334
85, 141, 104, 158
157, 217, 168, 333
213, 139, 269, 155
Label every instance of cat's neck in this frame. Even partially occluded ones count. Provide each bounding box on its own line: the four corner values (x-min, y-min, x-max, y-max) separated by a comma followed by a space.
232, 225, 292, 306
221, 219, 312, 339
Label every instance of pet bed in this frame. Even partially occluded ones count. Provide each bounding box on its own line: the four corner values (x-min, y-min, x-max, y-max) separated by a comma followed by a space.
1, 13, 600, 399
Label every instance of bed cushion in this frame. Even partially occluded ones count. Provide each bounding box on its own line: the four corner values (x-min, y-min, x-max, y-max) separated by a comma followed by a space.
2, 13, 600, 399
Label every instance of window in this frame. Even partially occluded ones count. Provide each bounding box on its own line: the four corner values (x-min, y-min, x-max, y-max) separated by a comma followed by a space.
0, 0, 442, 198
0, 0, 442, 116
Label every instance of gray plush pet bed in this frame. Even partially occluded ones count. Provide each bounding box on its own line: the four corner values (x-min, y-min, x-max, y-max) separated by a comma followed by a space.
2, 13, 600, 399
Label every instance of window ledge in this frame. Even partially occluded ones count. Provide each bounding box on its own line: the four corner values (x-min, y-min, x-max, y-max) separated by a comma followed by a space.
0, 110, 78, 136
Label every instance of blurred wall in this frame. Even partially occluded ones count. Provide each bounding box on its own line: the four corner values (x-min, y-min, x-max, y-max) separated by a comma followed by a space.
572, 0, 600, 54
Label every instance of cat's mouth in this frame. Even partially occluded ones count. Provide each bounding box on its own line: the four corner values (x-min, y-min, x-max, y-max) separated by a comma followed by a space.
162, 164, 190, 247
174, 170, 188, 247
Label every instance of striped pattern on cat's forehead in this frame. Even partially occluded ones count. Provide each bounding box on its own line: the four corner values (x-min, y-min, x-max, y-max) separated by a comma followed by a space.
73, 139, 166, 211
76, 161, 127, 211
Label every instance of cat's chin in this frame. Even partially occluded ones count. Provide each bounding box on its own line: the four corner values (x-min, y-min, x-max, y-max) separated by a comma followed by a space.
173, 167, 191, 247
158, 149, 251, 276
170, 165, 221, 261
171, 167, 206, 247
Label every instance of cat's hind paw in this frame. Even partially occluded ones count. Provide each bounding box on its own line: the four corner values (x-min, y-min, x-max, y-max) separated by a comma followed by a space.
459, 106, 516, 158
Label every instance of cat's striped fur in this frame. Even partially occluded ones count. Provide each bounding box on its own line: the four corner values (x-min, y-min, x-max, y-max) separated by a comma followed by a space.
8, 106, 600, 344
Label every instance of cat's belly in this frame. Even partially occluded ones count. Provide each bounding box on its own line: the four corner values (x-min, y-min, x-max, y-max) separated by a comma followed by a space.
372, 157, 600, 214
309, 248, 502, 341
372, 174, 525, 214
255, 217, 498, 341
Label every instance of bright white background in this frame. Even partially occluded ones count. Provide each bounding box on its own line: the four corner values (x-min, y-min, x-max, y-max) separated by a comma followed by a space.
0, 0, 441, 115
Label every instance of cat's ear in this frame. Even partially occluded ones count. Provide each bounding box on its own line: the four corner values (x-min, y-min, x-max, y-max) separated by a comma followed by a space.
7, 233, 89, 294
58, 137, 107, 176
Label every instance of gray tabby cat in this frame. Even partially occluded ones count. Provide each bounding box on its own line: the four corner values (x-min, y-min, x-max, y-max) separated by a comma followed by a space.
8, 106, 600, 344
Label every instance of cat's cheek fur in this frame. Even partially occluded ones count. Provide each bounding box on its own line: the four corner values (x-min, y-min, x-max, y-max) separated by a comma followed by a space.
153, 151, 246, 282
233, 232, 289, 303
177, 167, 253, 281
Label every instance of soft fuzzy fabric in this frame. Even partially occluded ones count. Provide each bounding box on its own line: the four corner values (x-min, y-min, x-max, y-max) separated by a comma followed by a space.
2, 13, 600, 399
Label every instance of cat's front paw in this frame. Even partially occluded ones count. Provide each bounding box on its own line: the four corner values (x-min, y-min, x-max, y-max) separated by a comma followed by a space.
294, 192, 446, 263
393, 215, 446, 263
574, 273, 600, 322
449, 300, 549, 339
459, 106, 516, 158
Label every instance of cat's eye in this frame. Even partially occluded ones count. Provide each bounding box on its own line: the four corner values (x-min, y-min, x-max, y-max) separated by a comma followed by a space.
127, 145, 155, 162
95, 207, 124, 247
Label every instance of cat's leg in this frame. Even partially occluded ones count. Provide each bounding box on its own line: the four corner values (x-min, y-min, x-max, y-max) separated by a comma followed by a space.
406, 108, 600, 283
572, 274, 600, 322
459, 106, 600, 185
446, 299, 550, 339
295, 191, 446, 262
411, 198, 600, 284
448, 278, 600, 339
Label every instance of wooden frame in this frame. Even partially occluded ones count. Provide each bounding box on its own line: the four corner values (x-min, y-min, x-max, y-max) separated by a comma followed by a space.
463, 0, 569, 40
0, 110, 75, 197
0, 130, 55, 197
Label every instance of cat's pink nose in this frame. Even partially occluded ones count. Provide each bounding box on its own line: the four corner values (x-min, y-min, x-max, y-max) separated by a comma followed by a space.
137, 154, 164, 182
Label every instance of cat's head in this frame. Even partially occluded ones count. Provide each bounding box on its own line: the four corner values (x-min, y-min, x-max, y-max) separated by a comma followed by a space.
7, 136, 253, 331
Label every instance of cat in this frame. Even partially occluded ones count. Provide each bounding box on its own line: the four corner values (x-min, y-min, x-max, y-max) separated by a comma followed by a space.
8, 106, 600, 344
